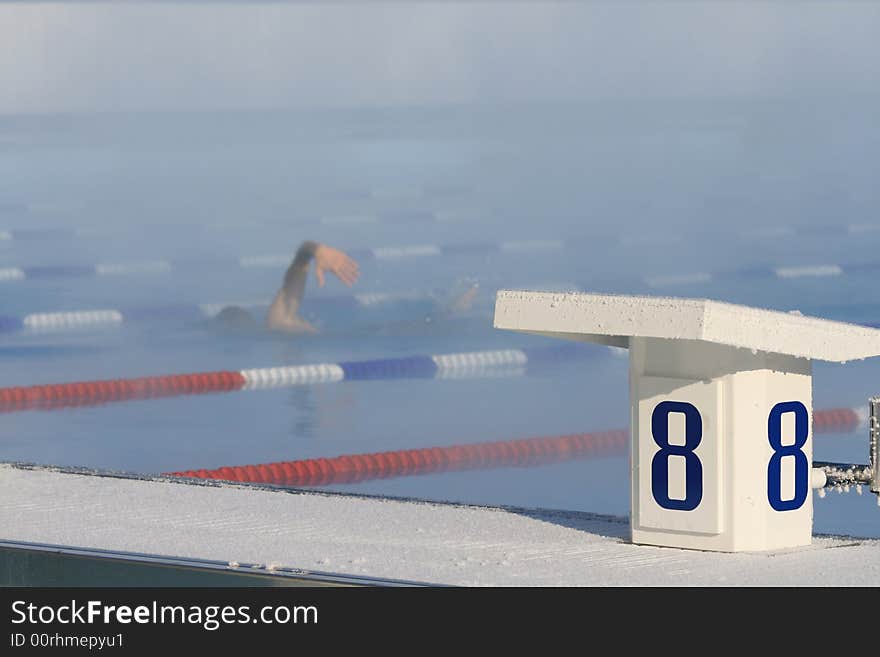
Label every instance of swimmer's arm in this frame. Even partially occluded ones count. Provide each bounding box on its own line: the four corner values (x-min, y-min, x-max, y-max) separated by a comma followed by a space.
265, 241, 360, 334
266, 240, 318, 332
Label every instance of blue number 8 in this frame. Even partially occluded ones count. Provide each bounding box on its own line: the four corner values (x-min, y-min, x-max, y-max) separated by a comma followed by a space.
767, 401, 809, 511
651, 401, 703, 511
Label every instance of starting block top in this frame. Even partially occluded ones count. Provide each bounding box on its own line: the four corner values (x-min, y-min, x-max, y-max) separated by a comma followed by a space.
494, 290, 880, 363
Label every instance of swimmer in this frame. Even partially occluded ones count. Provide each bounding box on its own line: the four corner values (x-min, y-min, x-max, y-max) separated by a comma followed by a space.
213, 239, 481, 336
215, 240, 360, 335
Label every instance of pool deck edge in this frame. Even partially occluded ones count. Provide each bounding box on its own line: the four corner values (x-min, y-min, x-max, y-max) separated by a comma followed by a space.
2, 463, 879, 586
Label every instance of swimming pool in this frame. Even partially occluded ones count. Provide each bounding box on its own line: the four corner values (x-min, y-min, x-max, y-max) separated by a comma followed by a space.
2, 102, 879, 540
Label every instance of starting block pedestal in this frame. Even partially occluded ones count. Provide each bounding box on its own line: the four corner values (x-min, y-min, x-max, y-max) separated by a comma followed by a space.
494, 291, 880, 552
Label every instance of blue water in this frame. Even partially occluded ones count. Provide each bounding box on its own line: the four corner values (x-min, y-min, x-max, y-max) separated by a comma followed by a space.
2, 102, 880, 539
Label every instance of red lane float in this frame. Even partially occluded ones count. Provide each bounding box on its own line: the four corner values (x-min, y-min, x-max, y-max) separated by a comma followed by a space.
812, 406, 862, 433
165, 429, 630, 486
0, 371, 246, 412
165, 406, 866, 487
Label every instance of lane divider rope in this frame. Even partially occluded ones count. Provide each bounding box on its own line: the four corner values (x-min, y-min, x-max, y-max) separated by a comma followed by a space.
5, 285, 879, 336
0, 240, 565, 283
5, 238, 880, 294
0, 292, 438, 334
3, 216, 877, 245
164, 406, 865, 486
0, 227, 77, 241
0, 344, 595, 413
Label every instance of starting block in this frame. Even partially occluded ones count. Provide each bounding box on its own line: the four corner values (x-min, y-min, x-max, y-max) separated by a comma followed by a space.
494, 290, 880, 552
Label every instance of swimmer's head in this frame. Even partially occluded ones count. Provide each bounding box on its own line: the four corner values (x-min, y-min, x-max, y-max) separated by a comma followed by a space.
212, 306, 260, 334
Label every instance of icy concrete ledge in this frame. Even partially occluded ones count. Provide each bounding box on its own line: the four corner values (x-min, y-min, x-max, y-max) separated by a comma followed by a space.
2, 464, 879, 586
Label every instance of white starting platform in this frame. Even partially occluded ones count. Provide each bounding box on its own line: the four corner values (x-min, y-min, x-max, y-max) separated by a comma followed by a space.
2, 463, 880, 586
495, 290, 880, 553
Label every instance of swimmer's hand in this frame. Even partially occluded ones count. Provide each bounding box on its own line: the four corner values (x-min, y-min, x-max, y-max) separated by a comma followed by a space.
314, 244, 360, 288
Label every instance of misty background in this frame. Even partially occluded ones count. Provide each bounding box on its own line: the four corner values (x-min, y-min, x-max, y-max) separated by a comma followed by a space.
3, 2, 880, 112
2, 1, 879, 240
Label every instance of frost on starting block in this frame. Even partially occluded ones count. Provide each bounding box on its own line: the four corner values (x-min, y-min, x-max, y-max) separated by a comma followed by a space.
494, 291, 880, 553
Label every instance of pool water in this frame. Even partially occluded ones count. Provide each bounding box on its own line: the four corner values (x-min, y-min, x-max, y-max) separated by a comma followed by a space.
1, 102, 879, 539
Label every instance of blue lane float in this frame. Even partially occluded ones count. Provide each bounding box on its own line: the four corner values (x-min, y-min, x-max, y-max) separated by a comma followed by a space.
338, 355, 439, 381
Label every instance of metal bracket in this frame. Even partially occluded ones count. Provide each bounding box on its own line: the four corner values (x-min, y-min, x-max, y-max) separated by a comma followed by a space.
871, 397, 879, 495
813, 396, 879, 496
